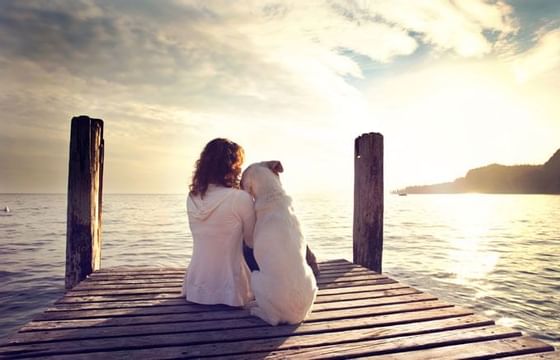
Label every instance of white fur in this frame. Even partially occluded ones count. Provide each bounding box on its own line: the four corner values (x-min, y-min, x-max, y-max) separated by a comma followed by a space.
241, 162, 317, 326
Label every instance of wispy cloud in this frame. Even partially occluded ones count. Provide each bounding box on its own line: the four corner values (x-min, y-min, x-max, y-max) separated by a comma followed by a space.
513, 27, 560, 83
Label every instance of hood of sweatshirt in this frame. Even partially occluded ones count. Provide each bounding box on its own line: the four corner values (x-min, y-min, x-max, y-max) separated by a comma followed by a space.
187, 185, 234, 221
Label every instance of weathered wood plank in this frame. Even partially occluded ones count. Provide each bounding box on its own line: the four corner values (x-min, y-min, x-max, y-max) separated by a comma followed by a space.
4, 325, 518, 359
63, 287, 183, 296
315, 263, 362, 272
50, 287, 420, 311
86, 266, 372, 281
191, 325, 519, 359
39, 293, 437, 320
500, 352, 560, 359
51, 287, 422, 312
319, 277, 396, 289
88, 268, 186, 279
86, 274, 184, 281
62, 277, 397, 297
89, 260, 354, 276
35, 298, 449, 323
7, 311, 482, 346
73, 282, 183, 290
0, 315, 495, 358
89, 262, 358, 275
313, 293, 436, 311
84, 268, 376, 285
317, 279, 396, 296
315, 259, 356, 266
51, 298, 206, 311
230, 326, 521, 359
84, 272, 388, 288
44, 302, 230, 317
34, 305, 247, 322
92, 267, 185, 274
311, 267, 371, 276
56, 282, 409, 305
81, 278, 184, 285
359, 336, 555, 360
75, 272, 388, 289
55, 293, 184, 304
19, 304, 470, 334
316, 286, 419, 303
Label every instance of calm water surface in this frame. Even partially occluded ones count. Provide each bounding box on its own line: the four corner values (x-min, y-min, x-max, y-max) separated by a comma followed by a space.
0, 193, 558, 347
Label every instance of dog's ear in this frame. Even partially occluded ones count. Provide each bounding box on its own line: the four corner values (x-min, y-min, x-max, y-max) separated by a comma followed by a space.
265, 161, 284, 175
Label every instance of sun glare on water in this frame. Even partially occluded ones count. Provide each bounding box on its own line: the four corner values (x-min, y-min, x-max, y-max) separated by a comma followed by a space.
437, 195, 501, 284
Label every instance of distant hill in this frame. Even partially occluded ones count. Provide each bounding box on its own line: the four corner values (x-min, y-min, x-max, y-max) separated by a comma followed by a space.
398, 148, 560, 194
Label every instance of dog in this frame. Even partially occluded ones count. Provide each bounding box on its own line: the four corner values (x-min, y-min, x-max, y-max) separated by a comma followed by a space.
241, 161, 318, 325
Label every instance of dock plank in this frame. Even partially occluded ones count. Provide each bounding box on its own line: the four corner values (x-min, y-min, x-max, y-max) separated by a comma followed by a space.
62, 277, 396, 297
74, 272, 388, 289
40, 293, 437, 320
1, 259, 556, 360
6, 311, 485, 345
0, 317, 498, 358
86, 266, 371, 281
229, 325, 522, 360
24, 300, 453, 329
18, 306, 474, 335
501, 352, 560, 359
51, 287, 421, 311
54, 282, 411, 304
360, 336, 555, 359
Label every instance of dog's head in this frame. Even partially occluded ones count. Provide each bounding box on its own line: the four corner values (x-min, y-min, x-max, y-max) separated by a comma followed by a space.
241, 161, 284, 198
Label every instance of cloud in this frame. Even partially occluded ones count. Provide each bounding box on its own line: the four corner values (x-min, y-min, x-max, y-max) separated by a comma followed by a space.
330, 0, 516, 57
512, 27, 560, 83
454, 0, 517, 35
0, 1, 201, 87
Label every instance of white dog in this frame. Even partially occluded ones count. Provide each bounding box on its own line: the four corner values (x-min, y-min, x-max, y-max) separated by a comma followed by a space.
241, 161, 318, 326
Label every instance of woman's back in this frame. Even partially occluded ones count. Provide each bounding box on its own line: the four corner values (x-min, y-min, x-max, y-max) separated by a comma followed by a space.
183, 185, 255, 307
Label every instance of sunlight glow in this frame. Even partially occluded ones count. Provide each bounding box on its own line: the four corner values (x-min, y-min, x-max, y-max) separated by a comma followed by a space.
368, 59, 559, 191
437, 195, 501, 283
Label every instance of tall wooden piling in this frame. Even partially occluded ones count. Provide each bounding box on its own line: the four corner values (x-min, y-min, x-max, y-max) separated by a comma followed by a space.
65, 116, 104, 289
353, 132, 383, 273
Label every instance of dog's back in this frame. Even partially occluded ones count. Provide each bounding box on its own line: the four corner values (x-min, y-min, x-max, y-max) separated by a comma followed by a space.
242, 162, 318, 325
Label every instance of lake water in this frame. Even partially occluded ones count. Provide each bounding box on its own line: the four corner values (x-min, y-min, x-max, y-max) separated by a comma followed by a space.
0, 193, 558, 347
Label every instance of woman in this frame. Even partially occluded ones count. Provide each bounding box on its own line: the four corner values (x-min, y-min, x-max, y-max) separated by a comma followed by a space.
181, 138, 256, 307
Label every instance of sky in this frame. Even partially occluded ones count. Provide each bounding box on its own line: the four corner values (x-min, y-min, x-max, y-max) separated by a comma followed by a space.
1, 0, 559, 195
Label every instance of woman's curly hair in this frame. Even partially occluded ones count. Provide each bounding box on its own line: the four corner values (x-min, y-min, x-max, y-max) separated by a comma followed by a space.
189, 138, 244, 197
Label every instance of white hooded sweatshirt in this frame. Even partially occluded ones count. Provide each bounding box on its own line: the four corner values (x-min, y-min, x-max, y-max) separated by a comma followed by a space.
182, 185, 256, 307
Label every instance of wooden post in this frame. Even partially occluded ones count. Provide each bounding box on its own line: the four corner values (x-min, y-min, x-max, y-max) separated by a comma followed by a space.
65, 116, 104, 289
353, 132, 383, 273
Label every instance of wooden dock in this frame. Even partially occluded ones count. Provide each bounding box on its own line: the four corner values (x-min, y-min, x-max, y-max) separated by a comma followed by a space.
1, 259, 556, 359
